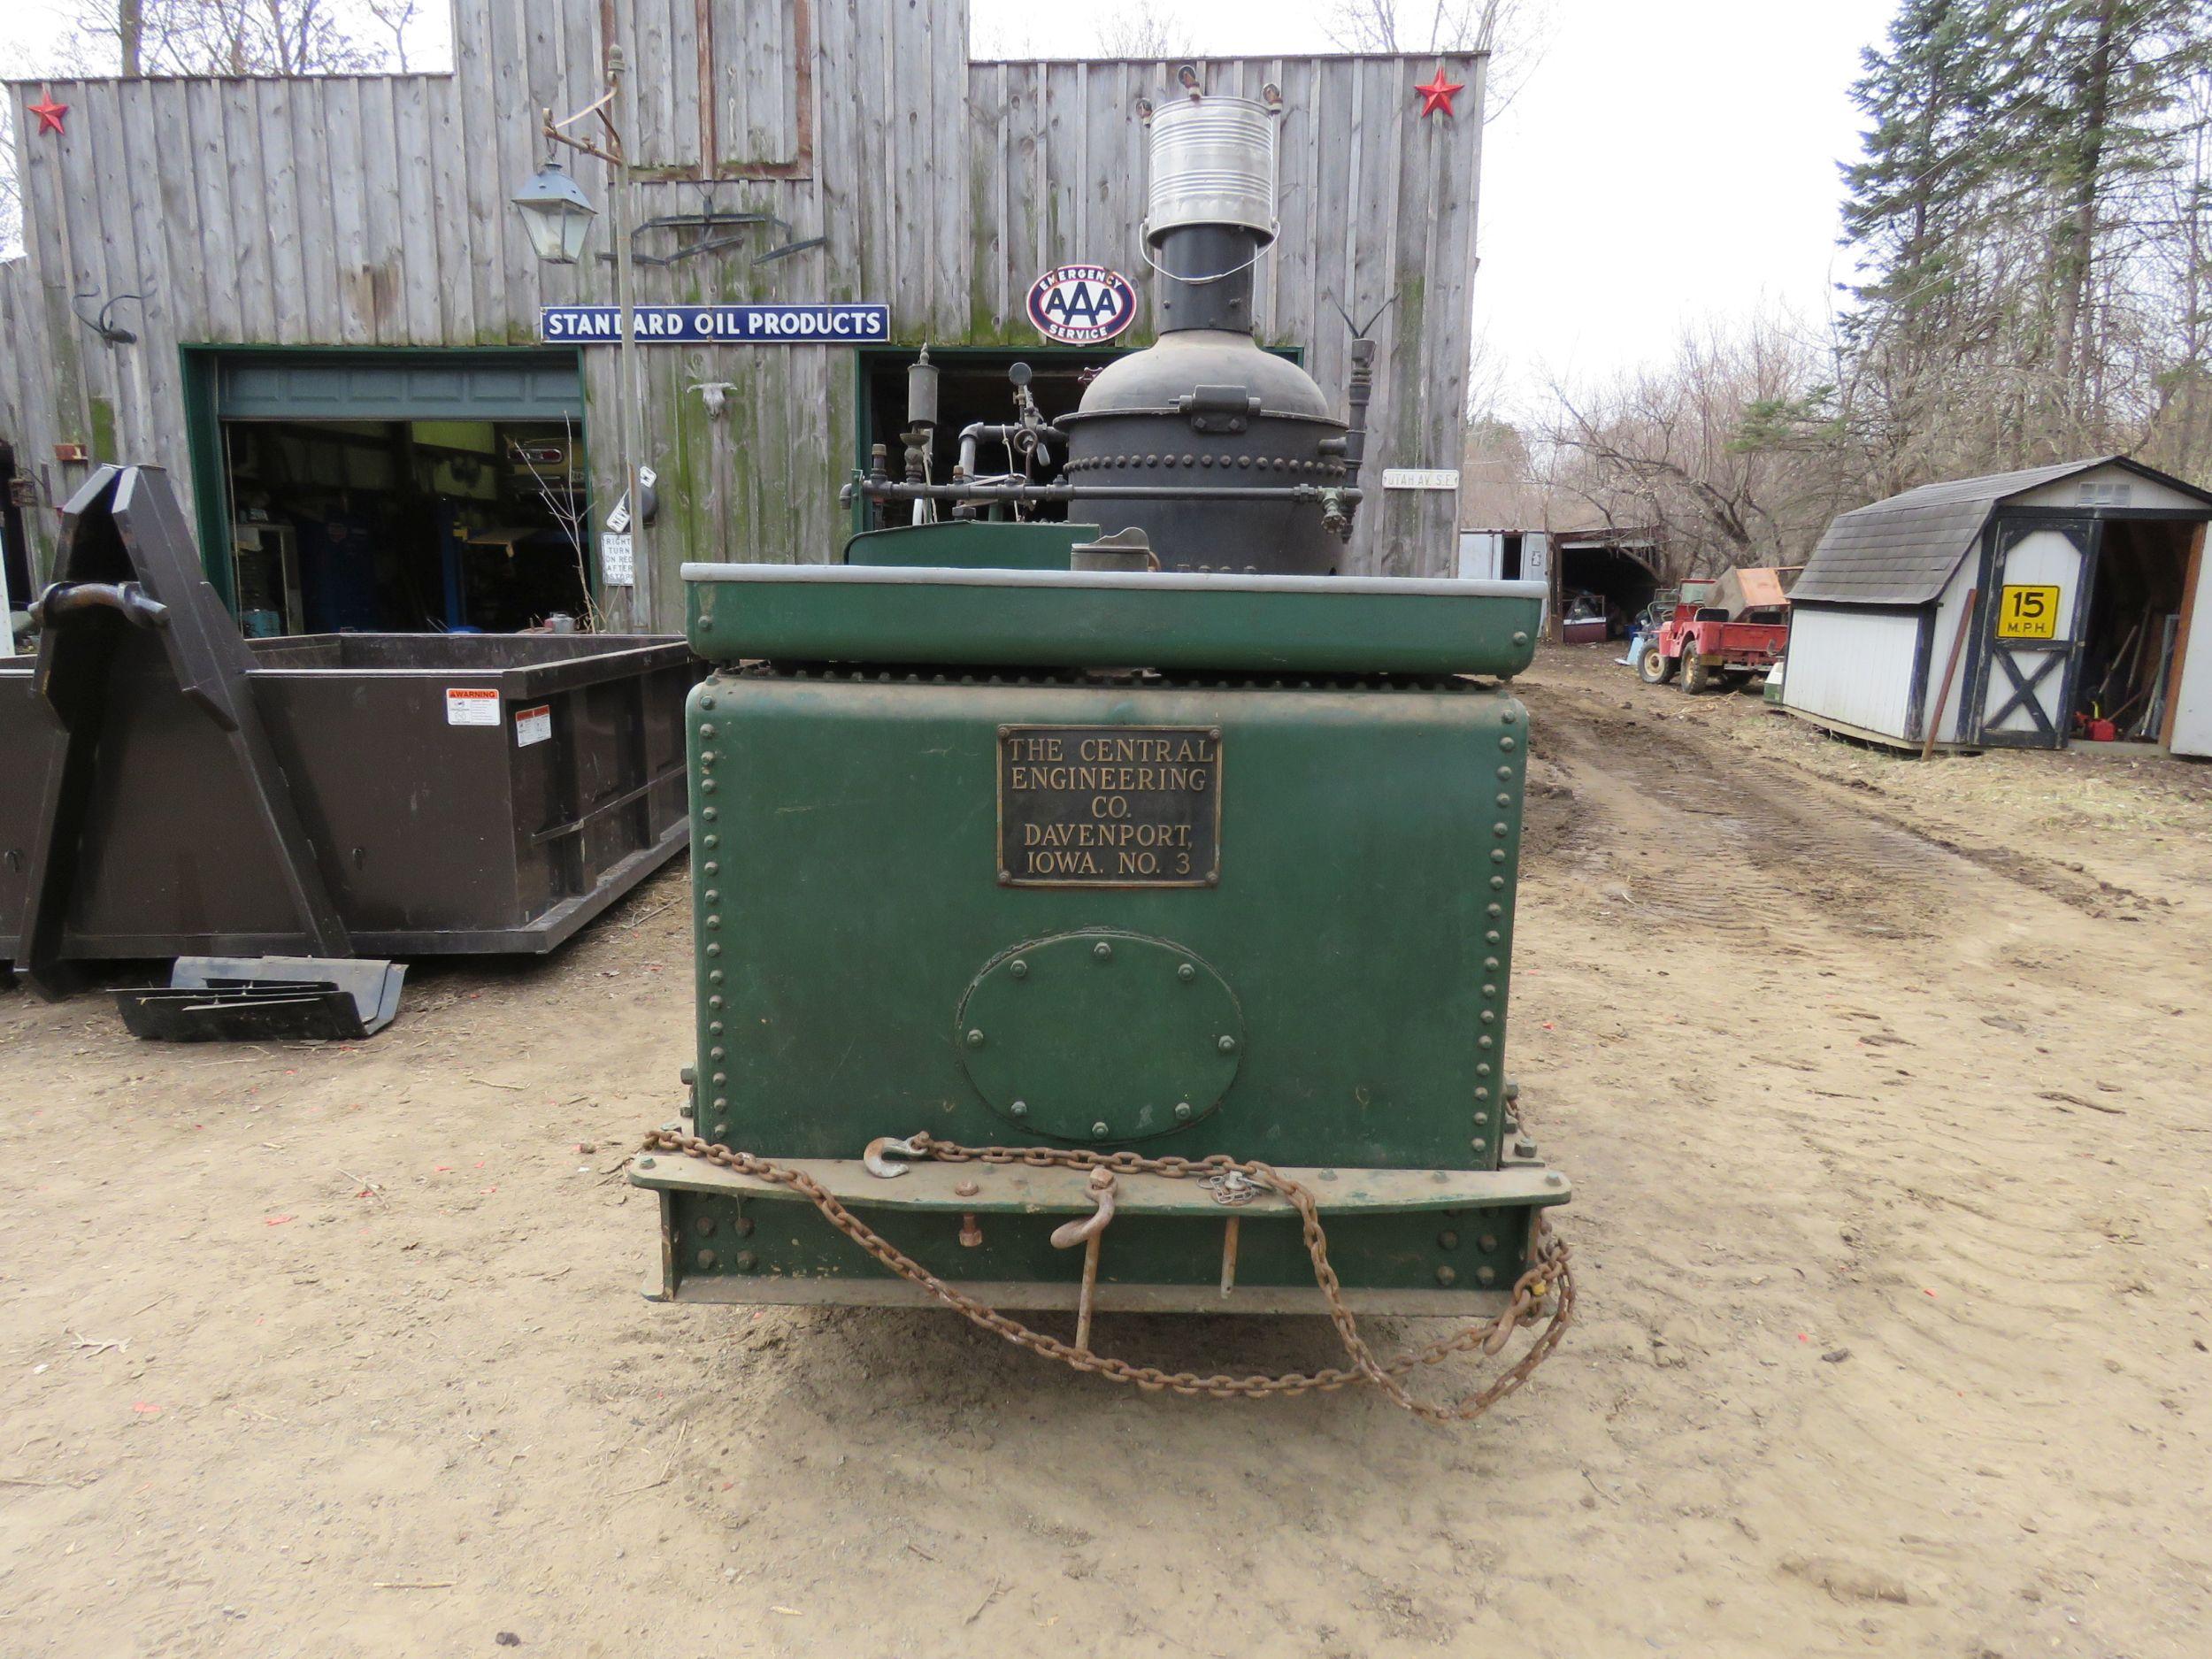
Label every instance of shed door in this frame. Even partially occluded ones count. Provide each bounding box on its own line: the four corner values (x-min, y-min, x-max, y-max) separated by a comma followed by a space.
1972, 518, 2096, 747
1455, 532, 1499, 580
1523, 533, 1551, 629
2175, 528, 2212, 756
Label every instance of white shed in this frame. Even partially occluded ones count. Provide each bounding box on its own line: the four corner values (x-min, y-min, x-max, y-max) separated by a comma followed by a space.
1783, 457, 2212, 756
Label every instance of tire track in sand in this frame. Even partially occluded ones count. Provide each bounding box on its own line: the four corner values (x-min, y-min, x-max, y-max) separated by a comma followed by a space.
1517, 671, 2212, 1649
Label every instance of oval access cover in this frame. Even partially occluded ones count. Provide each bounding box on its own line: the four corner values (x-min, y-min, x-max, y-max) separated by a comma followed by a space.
955, 931, 1244, 1142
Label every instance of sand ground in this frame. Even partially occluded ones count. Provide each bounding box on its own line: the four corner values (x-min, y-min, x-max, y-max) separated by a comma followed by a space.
4, 644, 2209, 1658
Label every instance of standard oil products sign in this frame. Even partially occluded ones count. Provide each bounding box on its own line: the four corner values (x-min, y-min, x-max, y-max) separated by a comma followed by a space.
540, 303, 889, 343
998, 725, 1221, 887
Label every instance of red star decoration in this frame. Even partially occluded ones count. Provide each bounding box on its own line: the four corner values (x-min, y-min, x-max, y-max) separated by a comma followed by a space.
1414, 68, 1464, 119
28, 92, 69, 135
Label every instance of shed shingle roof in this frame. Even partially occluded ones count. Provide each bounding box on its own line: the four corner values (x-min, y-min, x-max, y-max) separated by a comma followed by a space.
1791, 459, 2114, 606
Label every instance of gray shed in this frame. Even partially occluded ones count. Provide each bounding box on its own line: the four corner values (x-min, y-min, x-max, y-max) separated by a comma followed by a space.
1782, 457, 2212, 757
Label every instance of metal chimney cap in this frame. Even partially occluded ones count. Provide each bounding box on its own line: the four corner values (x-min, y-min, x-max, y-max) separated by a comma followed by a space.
1144, 95, 1278, 249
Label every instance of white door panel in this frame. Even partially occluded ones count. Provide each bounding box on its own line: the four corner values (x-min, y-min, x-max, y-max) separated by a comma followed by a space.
1978, 521, 2091, 746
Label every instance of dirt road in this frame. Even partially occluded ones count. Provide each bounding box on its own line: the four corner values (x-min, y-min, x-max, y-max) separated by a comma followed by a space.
4, 645, 2209, 1657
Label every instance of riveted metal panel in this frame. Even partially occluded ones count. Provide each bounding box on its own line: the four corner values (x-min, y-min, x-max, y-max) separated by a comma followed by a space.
684, 666, 1525, 1177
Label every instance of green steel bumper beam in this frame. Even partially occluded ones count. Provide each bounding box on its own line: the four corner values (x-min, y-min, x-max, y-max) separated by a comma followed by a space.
631, 1149, 1571, 1315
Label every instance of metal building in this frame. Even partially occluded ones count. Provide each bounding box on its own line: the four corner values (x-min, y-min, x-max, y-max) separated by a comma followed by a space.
0, 4, 1486, 634
1783, 457, 2212, 756
1456, 524, 1666, 640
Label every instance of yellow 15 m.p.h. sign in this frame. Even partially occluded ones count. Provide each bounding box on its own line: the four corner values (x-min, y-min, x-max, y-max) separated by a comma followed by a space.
1996, 584, 2061, 640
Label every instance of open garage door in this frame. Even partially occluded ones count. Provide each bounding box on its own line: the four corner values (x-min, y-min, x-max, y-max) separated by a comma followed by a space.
188, 349, 589, 634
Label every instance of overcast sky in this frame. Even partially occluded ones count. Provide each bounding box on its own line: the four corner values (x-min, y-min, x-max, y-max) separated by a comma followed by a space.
13, 0, 1899, 413
973, 0, 1899, 415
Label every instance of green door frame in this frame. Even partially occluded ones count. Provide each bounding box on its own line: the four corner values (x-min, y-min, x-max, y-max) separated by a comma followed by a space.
178, 344, 586, 614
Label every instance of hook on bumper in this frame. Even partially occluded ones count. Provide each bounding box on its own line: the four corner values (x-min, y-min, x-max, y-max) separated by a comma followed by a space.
862, 1134, 925, 1179
1049, 1168, 1118, 1248
1050, 1168, 1118, 1355
31, 580, 171, 631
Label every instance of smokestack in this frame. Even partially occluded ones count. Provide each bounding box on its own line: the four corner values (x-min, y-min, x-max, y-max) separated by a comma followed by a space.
1056, 81, 1356, 576
1143, 95, 1278, 336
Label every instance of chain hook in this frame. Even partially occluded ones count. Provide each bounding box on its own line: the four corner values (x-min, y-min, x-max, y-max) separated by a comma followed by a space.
1049, 1168, 1119, 1355
862, 1134, 926, 1179
1048, 1167, 1119, 1249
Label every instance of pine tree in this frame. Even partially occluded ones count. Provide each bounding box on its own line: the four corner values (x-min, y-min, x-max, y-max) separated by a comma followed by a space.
1836, 0, 2036, 479
2020, 0, 2212, 428
1840, 1, 2010, 348
1835, 0, 2212, 478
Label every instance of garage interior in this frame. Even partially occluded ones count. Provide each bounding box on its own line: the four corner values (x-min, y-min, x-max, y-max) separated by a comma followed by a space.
1, 440, 30, 630
2075, 519, 2200, 741
1556, 531, 1663, 636
189, 349, 593, 635
219, 418, 593, 634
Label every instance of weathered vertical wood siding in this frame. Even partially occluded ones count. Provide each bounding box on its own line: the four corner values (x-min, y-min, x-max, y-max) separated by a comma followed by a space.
964, 53, 1483, 577
1, 3, 1482, 622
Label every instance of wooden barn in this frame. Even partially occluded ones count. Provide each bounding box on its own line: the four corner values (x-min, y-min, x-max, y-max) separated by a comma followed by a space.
1783, 457, 2212, 757
0, 3, 1486, 634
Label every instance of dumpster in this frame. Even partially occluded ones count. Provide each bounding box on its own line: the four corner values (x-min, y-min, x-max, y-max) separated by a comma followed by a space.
2, 465, 694, 1029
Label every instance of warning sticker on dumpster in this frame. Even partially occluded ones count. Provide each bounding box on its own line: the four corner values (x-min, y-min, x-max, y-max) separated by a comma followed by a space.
445, 687, 500, 726
514, 703, 553, 748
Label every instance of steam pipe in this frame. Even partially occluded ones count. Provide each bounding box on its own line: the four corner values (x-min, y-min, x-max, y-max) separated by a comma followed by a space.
1340, 336, 1376, 505
956, 420, 1066, 477
846, 478, 1360, 508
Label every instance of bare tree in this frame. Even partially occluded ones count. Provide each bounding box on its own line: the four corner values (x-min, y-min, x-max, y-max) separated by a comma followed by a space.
56, 0, 405, 77
2, 0, 434, 256
1538, 314, 1857, 579
1464, 326, 1509, 426
1094, 2, 1192, 60
0, 109, 20, 262
970, 19, 1041, 59
1325, 0, 1553, 119
362, 0, 419, 72
514, 418, 604, 633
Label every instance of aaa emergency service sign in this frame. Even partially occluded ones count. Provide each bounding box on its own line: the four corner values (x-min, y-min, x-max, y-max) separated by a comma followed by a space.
1026, 265, 1137, 344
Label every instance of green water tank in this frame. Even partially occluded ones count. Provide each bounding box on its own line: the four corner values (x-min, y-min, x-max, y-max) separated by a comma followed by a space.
633, 563, 1569, 1317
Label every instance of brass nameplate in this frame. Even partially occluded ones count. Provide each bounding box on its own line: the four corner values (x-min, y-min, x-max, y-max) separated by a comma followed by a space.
998, 725, 1222, 887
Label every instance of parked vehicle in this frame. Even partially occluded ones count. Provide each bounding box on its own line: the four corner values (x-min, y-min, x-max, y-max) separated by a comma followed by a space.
1636, 567, 1792, 693
1561, 590, 1613, 644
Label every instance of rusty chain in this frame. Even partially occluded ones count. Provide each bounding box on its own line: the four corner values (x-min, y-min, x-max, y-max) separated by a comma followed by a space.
639, 1127, 1574, 1425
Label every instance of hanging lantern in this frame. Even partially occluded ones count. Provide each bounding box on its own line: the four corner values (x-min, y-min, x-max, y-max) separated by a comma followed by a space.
511, 162, 597, 265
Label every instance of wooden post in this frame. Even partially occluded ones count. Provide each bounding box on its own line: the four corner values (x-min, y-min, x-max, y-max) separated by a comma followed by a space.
1924, 587, 1978, 760
607, 46, 648, 634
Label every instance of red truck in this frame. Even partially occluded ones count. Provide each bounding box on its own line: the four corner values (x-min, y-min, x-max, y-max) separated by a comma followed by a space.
1635, 566, 1792, 693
